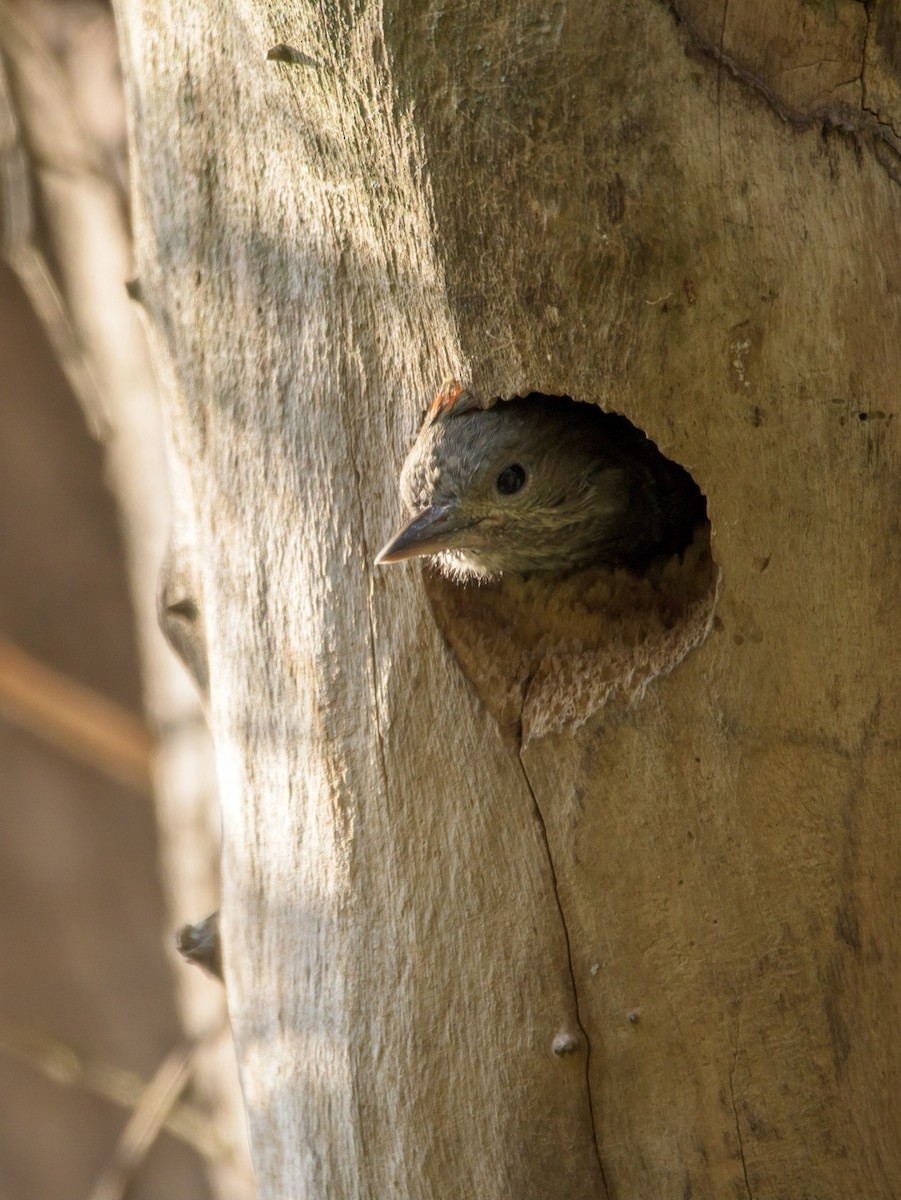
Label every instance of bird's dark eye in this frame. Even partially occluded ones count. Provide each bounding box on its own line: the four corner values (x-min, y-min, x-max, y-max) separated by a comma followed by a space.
495, 464, 527, 495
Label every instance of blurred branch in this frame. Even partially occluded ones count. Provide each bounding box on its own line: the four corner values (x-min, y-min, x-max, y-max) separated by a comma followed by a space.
0, 4, 115, 436
87, 1040, 199, 1200
0, 636, 155, 790
0, 1015, 226, 1162
0, 9, 254, 1196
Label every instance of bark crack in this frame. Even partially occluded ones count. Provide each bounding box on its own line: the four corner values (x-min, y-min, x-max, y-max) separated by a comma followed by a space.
728, 998, 752, 1200
362, 581, 390, 789
715, 0, 730, 224
516, 753, 610, 1199
860, 0, 873, 117
856, 1, 901, 140
666, 0, 901, 186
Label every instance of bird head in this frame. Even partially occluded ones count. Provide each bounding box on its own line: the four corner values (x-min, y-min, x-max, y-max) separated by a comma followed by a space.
376, 390, 631, 580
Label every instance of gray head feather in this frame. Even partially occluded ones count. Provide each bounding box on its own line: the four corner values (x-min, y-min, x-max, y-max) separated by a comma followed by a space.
384, 394, 705, 580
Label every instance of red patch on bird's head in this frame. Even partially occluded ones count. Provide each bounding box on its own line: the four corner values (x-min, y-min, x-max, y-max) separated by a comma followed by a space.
428, 382, 480, 424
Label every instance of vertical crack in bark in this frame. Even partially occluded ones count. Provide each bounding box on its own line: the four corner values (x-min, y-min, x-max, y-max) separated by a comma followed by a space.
729, 1072, 752, 1200
362, 572, 390, 789
860, 0, 873, 116
856, 0, 900, 144
715, 0, 731, 222
729, 998, 752, 1200
516, 754, 610, 1199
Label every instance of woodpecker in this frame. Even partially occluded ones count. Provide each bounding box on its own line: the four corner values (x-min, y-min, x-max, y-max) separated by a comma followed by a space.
376, 390, 706, 581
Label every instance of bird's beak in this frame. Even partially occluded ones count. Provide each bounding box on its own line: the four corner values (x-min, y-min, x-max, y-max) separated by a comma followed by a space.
375, 505, 481, 565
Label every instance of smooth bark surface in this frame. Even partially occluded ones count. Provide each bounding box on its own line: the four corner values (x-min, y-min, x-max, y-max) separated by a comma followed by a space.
116, 0, 900, 1196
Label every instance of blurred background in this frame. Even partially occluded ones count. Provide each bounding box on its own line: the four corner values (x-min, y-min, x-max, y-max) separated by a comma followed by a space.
0, 2, 254, 1197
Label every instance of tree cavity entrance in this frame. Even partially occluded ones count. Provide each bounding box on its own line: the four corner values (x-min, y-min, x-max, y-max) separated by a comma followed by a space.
422, 395, 718, 743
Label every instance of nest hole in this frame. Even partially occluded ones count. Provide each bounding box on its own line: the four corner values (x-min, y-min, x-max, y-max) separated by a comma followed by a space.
422, 394, 718, 743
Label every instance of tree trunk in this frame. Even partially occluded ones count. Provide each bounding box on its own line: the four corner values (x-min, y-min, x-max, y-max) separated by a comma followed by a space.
0, 5, 252, 1194
114, 0, 901, 1196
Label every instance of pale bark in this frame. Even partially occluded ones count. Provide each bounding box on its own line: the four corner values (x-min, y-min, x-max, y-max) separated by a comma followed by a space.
114, 0, 901, 1196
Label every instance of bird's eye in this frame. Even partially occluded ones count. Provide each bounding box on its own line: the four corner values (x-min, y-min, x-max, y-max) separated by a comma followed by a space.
495, 464, 527, 495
